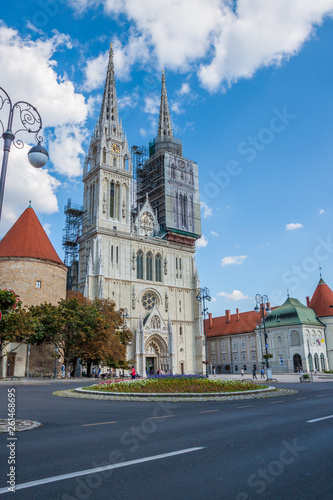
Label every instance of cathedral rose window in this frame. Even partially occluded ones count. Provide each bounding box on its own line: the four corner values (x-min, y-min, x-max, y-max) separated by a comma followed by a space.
142, 291, 157, 311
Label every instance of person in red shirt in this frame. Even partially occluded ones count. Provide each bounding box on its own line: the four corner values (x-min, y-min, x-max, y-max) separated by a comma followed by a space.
131, 365, 136, 379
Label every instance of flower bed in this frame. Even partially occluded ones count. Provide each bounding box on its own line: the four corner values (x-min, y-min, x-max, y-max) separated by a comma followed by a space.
82, 378, 267, 394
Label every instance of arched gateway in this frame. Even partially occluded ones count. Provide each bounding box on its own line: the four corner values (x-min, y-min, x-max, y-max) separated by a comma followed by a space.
145, 335, 169, 375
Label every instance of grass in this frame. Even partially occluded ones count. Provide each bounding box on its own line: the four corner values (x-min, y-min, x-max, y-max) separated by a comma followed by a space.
82, 377, 268, 394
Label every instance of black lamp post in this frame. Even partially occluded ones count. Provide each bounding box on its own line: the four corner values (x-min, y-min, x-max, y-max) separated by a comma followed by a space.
196, 287, 211, 378
254, 294, 271, 376
0, 87, 48, 220
122, 308, 129, 378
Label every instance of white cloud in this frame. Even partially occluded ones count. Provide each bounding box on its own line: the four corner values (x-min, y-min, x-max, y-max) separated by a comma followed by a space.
0, 25, 88, 223
286, 222, 303, 231
196, 235, 208, 248
210, 231, 218, 238
211, 297, 217, 302
201, 201, 213, 218
171, 101, 183, 115
143, 95, 160, 115
178, 82, 191, 95
218, 290, 250, 301
221, 255, 247, 266
48, 124, 88, 178
70, 0, 333, 92
319, 209, 325, 214
1, 144, 60, 236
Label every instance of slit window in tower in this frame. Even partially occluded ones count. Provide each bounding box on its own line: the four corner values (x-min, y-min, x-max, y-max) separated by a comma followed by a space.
110, 181, 115, 218
111, 245, 113, 264
137, 250, 143, 279
146, 252, 153, 281
116, 246, 119, 264
155, 254, 162, 282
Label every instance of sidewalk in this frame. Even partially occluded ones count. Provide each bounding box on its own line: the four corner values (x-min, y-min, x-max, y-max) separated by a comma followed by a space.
209, 373, 333, 383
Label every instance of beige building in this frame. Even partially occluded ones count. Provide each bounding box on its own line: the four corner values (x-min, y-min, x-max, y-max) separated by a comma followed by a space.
0, 205, 67, 378
78, 45, 204, 376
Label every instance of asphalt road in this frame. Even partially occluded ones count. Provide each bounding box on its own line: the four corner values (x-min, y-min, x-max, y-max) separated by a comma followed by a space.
0, 381, 332, 500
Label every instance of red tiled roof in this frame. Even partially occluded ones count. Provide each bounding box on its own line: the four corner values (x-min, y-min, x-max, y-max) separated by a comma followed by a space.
0, 207, 64, 265
205, 310, 262, 337
308, 279, 333, 318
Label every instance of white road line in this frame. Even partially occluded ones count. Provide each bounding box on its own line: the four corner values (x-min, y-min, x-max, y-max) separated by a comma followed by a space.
307, 415, 333, 423
199, 410, 219, 413
0, 447, 204, 495
82, 421, 116, 426
270, 401, 284, 404
296, 397, 307, 400
237, 405, 255, 409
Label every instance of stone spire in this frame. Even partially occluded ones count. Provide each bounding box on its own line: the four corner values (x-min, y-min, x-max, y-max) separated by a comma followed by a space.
158, 70, 173, 138
99, 44, 120, 136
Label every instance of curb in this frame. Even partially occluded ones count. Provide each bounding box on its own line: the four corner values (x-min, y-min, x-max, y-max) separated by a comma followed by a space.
53, 388, 297, 402
74, 385, 276, 397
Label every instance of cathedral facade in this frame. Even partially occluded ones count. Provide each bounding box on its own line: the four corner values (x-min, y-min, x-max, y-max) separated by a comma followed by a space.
78, 45, 204, 375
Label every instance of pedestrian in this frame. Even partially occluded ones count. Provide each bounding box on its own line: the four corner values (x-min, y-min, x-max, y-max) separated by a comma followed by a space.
241, 369, 244, 377
92, 367, 95, 378
314, 368, 317, 374
260, 368, 264, 379
61, 363, 65, 379
131, 365, 136, 379
299, 368, 303, 376
98, 367, 101, 378
252, 368, 257, 380
67, 367, 71, 378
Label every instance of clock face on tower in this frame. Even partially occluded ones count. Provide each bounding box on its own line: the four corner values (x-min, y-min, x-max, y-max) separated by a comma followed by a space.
112, 143, 120, 153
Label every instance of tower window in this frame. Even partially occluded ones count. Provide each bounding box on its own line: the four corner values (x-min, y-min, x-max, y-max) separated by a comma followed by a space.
146, 252, 153, 281
110, 182, 115, 218
116, 246, 119, 264
155, 254, 162, 282
36, 280, 42, 289
111, 245, 114, 264
137, 250, 143, 279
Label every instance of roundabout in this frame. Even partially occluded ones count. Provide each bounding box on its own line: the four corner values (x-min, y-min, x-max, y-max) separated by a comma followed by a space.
53, 377, 298, 402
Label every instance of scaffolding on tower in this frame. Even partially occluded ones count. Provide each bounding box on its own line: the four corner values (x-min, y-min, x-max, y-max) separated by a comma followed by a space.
131, 145, 148, 208
62, 198, 84, 291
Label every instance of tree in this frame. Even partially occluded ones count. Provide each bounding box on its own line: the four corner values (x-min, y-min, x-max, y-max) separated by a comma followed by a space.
29, 294, 133, 375
0, 289, 35, 379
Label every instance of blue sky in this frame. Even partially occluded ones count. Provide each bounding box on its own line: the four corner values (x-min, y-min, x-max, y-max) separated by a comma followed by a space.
1, 1, 333, 316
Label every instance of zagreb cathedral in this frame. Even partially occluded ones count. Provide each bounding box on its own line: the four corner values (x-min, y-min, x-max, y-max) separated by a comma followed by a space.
78, 45, 204, 375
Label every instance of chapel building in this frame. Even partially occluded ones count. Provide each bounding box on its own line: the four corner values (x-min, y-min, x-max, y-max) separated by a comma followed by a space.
78, 45, 204, 376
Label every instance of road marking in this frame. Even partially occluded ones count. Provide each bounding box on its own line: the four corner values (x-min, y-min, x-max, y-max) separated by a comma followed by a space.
148, 415, 175, 420
237, 405, 255, 409
296, 397, 307, 400
307, 415, 333, 423
317, 394, 327, 397
82, 421, 116, 426
0, 447, 204, 495
270, 401, 284, 404
199, 410, 219, 413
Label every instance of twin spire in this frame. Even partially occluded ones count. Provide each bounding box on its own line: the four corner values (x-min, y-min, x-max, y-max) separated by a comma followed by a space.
99, 43, 119, 131
99, 44, 173, 140
158, 70, 173, 139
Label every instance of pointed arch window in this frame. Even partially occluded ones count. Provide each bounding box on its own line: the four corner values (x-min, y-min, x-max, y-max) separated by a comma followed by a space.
155, 253, 162, 282
320, 353, 325, 371
110, 181, 115, 218
137, 250, 143, 279
103, 148, 106, 163
146, 252, 153, 281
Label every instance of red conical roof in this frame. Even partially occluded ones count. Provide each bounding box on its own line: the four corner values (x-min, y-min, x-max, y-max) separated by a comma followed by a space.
0, 207, 64, 265
308, 278, 333, 317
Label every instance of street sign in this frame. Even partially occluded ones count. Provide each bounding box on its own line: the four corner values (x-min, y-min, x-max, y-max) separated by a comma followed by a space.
265, 344, 269, 348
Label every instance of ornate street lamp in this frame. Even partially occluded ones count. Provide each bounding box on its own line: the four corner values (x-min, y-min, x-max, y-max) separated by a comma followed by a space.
254, 294, 271, 377
0, 87, 48, 220
196, 287, 211, 378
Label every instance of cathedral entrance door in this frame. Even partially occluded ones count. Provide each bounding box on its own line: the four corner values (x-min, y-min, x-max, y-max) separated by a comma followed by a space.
146, 357, 155, 375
